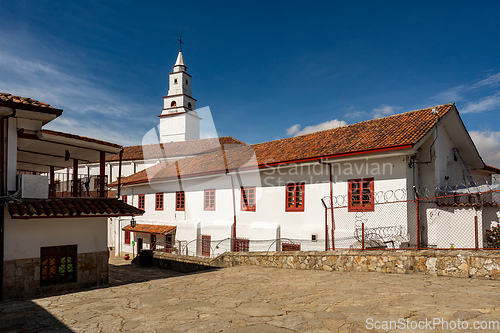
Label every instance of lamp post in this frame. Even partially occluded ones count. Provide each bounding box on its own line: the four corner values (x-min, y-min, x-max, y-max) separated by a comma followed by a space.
130, 216, 136, 258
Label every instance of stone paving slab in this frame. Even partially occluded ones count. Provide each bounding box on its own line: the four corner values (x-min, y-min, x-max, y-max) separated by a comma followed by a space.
1, 257, 500, 332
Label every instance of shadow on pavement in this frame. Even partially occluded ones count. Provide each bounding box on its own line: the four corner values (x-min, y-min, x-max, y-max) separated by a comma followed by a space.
0, 257, 219, 332
107, 256, 220, 287
0, 300, 72, 333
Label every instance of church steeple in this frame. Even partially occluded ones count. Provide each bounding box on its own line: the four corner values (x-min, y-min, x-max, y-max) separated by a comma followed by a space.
173, 51, 187, 72
158, 46, 201, 143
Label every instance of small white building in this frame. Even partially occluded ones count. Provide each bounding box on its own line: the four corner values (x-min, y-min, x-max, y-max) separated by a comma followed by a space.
0, 93, 143, 300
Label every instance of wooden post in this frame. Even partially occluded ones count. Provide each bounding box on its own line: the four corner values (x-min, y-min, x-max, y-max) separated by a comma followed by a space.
100, 151, 105, 198
117, 149, 123, 198
49, 166, 55, 197
72, 159, 78, 197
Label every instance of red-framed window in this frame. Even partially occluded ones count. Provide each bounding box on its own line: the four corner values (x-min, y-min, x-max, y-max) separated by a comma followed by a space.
282, 243, 301, 251
233, 238, 249, 252
348, 178, 375, 212
176, 191, 185, 211
40, 245, 77, 286
121, 195, 127, 204
124, 231, 131, 245
201, 235, 211, 257
204, 189, 216, 211
138, 194, 145, 210
155, 193, 164, 211
286, 183, 305, 212
241, 187, 256, 211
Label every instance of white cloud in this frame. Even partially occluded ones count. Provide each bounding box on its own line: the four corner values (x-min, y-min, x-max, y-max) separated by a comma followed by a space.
470, 130, 500, 168
0, 31, 158, 146
432, 72, 500, 114
372, 104, 403, 119
432, 85, 467, 103
286, 119, 347, 137
471, 72, 500, 89
461, 93, 500, 114
286, 124, 301, 136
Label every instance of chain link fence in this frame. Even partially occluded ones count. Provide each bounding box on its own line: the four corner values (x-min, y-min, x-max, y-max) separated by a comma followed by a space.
324, 181, 500, 250
153, 180, 500, 257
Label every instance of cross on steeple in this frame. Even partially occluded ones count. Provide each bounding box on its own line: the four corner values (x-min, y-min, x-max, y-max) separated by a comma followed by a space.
178, 35, 184, 51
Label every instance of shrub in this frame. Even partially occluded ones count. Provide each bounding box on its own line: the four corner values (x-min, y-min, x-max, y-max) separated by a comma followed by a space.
484, 225, 500, 248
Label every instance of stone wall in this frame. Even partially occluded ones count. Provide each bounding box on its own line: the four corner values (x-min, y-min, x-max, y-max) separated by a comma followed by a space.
3, 251, 108, 300
152, 252, 220, 273
212, 250, 500, 279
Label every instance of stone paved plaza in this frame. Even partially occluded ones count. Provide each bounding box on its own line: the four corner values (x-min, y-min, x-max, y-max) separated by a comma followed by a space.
1, 257, 500, 332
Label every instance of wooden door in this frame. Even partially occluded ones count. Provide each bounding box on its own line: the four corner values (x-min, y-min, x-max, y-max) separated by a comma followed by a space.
151, 235, 156, 251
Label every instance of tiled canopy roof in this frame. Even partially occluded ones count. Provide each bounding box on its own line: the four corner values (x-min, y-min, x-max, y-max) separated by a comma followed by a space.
41, 129, 123, 149
0, 92, 62, 114
103, 136, 244, 162
7, 198, 144, 219
115, 104, 455, 186
122, 223, 176, 235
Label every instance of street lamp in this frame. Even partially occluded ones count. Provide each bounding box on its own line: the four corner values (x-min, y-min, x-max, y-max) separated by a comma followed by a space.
131, 216, 136, 228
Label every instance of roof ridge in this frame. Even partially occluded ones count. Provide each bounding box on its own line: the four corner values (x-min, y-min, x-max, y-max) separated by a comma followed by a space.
122, 136, 243, 149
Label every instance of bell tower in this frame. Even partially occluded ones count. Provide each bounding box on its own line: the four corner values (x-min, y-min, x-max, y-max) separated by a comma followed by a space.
159, 42, 201, 143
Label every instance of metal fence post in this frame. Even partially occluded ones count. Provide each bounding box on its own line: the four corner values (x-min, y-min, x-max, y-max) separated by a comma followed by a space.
475, 215, 479, 250
361, 223, 365, 250
413, 186, 421, 249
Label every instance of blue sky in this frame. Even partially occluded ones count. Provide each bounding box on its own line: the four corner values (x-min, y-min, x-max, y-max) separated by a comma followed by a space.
1, 1, 500, 166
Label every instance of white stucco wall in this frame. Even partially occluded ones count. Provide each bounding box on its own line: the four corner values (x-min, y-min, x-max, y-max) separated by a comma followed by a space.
116, 155, 413, 254
4, 212, 108, 261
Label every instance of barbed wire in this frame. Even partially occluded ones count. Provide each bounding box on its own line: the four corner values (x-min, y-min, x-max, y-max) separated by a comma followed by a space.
321, 179, 500, 209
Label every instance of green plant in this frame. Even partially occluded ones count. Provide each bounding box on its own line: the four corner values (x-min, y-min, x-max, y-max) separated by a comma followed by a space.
484, 225, 500, 248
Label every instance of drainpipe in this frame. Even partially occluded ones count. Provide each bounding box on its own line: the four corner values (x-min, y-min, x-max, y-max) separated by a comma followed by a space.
318, 159, 335, 250
0, 108, 16, 301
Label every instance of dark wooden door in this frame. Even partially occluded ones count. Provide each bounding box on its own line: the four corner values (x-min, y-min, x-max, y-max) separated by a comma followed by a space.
137, 238, 143, 251
151, 235, 156, 251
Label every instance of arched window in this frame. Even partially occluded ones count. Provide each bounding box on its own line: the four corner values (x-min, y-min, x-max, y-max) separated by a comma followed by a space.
188, 102, 192, 109
186, 80, 189, 85
171, 101, 176, 107
174, 79, 178, 84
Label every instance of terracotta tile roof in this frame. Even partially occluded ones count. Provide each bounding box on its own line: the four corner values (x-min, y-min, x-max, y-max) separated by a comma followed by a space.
103, 136, 245, 162
7, 198, 144, 219
0, 92, 62, 114
115, 104, 455, 186
41, 129, 122, 149
110, 143, 257, 186
252, 103, 454, 165
122, 223, 176, 235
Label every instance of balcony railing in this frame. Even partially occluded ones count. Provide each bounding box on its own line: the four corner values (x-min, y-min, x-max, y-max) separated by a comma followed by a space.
49, 173, 108, 198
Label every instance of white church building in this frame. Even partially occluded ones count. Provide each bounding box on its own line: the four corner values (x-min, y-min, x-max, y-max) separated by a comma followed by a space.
84, 49, 500, 257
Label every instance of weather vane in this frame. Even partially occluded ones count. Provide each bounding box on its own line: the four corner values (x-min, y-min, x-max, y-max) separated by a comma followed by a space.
178, 35, 184, 51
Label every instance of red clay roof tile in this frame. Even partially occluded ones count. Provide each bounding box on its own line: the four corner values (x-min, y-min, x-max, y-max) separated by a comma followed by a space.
103, 136, 244, 162
7, 198, 144, 219
0, 92, 62, 114
122, 223, 176, 235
